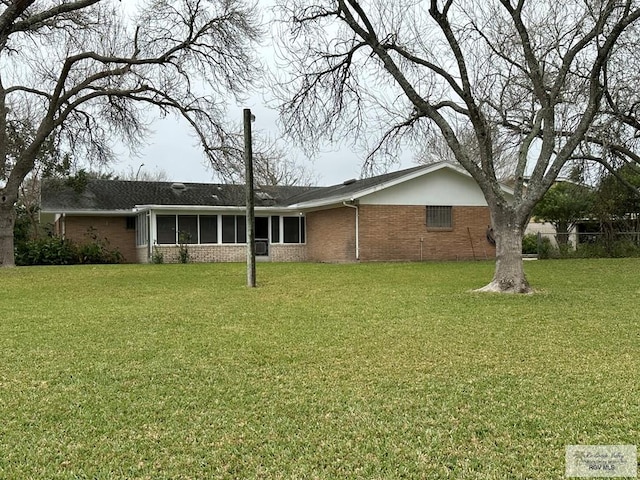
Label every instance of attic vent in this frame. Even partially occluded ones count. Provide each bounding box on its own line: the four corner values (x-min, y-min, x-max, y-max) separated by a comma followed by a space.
171, 182, 186, 191
256, 191, 273, 200
342, 178, 357, 185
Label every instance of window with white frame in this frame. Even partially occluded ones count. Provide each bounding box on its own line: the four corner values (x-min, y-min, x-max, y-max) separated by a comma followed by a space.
154, 214, 306, 245
282, 216, 306, 243
135, 213, 148, 246
271, 216, 280, 243
178, 215, 198, 244
426, 206, 453, 229
221, 215, 246, 243
157, 215, 177, 244
156, 214, 216, 245
199, 215, 217, 244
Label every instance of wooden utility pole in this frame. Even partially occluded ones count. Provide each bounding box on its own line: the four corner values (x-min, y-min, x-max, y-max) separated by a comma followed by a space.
244, 108, 256, 287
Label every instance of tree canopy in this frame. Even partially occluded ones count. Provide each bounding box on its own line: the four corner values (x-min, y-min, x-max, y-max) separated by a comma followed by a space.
274, 0, 640, 292
0, 0, 262, 266
532, 182, 594, 246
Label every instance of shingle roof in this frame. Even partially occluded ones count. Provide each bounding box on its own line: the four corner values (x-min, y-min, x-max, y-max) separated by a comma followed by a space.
283, 164, 427, 205
40, 163, 462, 213
40, 178, 321, 212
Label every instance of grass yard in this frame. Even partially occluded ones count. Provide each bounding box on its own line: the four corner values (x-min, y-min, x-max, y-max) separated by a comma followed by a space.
0, 259, 639, 479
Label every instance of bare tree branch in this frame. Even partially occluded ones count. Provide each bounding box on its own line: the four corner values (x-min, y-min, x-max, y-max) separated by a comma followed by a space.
274, 0, 640, 292
0, 0, 263, 266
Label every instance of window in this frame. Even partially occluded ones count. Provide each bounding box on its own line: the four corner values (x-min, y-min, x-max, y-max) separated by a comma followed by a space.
271, 216, 280, 243
222, 215, 236, 243
199, 215, 218, 244
157, 215, 177, 244
178, 215, 198, 244
135, 213, 148, 246
153, 214, 303, 245
221, 215, 246, 243
126, 216, 136, 230
426, 206, 453, 229
282, 216, 306, 243
236, 216, 247, 243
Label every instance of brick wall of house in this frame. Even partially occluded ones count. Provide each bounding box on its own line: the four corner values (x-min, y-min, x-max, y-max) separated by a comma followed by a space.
306, 207, 356, 262
152, 244, 245, 263
136, 246, 150, 263
359, 205, 495, 261
270, 244, 307, 262
59, 206, 495, 264
61, 215, 137, 263
150, 244, 307, 263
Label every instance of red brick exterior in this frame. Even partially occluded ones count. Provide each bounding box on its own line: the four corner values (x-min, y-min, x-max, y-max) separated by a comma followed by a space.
304, 204, 495, 262
57, 215, 137, 263
306, 207, 356, 262
56, 205, 495, 264
359, 205, 495, 261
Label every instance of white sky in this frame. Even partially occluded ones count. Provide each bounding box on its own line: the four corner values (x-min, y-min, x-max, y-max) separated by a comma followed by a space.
114, 101, 412, 186
112, 0, 416, 186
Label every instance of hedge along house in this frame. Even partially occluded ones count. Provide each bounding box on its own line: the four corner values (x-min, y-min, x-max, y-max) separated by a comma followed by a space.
40, 162, 511, 263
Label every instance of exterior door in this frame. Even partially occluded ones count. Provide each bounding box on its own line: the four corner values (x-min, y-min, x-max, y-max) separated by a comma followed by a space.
255, 217, 269, 256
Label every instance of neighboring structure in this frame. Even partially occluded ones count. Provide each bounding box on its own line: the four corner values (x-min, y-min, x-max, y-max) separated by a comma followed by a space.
524, 221, 579, 248
40, 162, 511, 263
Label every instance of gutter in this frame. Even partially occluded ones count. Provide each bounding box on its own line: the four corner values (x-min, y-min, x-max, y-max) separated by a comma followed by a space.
342, 200, 359, 260
133, 205, 304, 214
40, 209, 135, 216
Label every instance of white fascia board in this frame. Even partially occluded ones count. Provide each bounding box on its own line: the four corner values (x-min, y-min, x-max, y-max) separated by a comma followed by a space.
134, 205, 305, 214
39, 209, 135, 216
287, 196, 357, 210
43, 205, 307, 216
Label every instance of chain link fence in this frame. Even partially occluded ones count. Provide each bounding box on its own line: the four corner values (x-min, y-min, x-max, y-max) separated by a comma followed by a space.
523, 231, 640, 258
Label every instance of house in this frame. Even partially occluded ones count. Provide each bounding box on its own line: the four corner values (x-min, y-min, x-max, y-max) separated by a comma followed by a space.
40, 162, 509, 263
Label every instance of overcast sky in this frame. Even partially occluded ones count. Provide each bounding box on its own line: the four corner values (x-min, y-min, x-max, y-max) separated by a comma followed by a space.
112, 0, 417, 186
114, 81, 416, 187
114, 101, 407, 187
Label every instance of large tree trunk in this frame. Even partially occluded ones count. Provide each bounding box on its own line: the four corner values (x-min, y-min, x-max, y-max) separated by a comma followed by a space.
476, 214, 531, 294
0, 196, 16, 267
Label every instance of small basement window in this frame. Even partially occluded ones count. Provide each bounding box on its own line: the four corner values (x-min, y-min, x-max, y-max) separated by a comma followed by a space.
426, 206, 453, 229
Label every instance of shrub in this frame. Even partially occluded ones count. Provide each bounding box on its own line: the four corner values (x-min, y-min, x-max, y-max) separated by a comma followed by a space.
15, 230, 123, 266
536, 236, 554, 259
77, 241, 123, 264
573, 239, 640, 259
15, 236, 78, 266
522, 233, 553, 258
73, 227, 123, 264
522, 234, 538, 254
178, 232, 190, 264
152, 246, 164, 264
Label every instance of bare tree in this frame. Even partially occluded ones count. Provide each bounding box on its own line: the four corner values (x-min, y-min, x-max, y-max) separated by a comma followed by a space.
206, 130, 317, 186
274, 0, 640, 292
115, 164, 170, 182
0, 0, 262, 266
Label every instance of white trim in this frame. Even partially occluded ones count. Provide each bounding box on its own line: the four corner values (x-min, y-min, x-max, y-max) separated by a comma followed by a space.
133, 205, 304, 214
288, 162, 514, 209
40, 209, 135, 216
42, 163, 510, 217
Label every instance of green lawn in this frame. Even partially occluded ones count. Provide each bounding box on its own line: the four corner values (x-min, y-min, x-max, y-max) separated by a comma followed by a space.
0, 259, 638, 479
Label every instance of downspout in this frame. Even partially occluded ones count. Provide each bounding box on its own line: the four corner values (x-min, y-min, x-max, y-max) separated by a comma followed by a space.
343, 201, 359, 260
147, 211, 152, 263
61, 213, 66, 238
